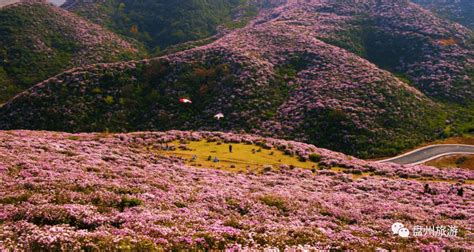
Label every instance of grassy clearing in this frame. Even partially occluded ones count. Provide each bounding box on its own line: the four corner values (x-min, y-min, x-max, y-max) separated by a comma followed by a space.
157, 140, 318, 173
156, 140, 473, 184
429, 135, 474, 145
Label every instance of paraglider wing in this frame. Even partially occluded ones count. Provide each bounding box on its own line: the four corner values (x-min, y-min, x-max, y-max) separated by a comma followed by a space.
214, 113, 224, 120
179, 98, 192, 104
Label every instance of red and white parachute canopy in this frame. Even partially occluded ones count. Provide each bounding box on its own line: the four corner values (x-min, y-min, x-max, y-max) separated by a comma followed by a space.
179, 98, 192, 104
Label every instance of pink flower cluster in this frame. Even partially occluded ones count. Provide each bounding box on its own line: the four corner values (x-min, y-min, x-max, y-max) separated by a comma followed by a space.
5, 1, 139, 65
0, 130, 472, 250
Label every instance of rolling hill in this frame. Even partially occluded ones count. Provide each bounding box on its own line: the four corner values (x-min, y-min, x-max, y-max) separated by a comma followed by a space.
0, 130, 472, 250
295, 0, 473, 102
62, 0, 274, 51
0, 0, 144, 103
0, 0, 455, 158
0, 0, 20, 8
63, 0, 474, 91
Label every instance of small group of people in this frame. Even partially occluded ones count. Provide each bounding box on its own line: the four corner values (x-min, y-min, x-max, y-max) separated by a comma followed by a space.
190, 145, 233, 163
205, 155, 220, 162
162, 143, 174, 151
424, 183, 464, 196
448, 184, 464, 196
204, 145, 234, 163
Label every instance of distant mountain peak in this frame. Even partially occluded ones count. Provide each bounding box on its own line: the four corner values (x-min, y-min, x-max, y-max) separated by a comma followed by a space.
412, 0, 474, 30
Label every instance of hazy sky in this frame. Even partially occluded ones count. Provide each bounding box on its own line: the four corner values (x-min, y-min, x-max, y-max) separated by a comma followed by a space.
0, 0, 66, 7
48, 0, 66, 5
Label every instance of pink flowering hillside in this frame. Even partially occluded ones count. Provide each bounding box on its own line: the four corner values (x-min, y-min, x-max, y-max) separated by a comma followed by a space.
0, 0, 145, 103
284, 0, 473, 101
0, 1, 454, 158
65, 0, 474, 102
0, 130, 472, 250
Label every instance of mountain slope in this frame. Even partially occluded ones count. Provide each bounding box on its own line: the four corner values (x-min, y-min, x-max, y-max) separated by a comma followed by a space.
413, 0, 474, 30
63, 0, 474, 102
0, 1, 449, 158
0, 0, 144, 103
0, 0, 19, 8
63, 0, 269, 51
287, 0, 474, 102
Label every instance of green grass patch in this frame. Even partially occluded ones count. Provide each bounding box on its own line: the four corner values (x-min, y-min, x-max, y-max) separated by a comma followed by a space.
259, 194, 289, 212
118, 196, 142, 211
157, 140, 318, 172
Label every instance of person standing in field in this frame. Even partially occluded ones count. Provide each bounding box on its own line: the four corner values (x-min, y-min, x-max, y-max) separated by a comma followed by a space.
457, 187, 464, 197
229, 144, 233, 153
448, 184, 455, 194
424, 184, 431, 194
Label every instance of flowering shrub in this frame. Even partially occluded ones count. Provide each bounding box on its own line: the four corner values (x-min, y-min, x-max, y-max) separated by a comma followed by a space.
0, 130, 472, 250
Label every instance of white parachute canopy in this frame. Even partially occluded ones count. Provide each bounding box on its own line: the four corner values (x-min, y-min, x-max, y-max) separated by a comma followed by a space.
214, 113, 224, 120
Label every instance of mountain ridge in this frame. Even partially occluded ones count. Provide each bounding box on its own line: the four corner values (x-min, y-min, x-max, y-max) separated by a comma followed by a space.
0, 0, 144, 103
413, 0, 474, 30
63, 0, 267, 51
